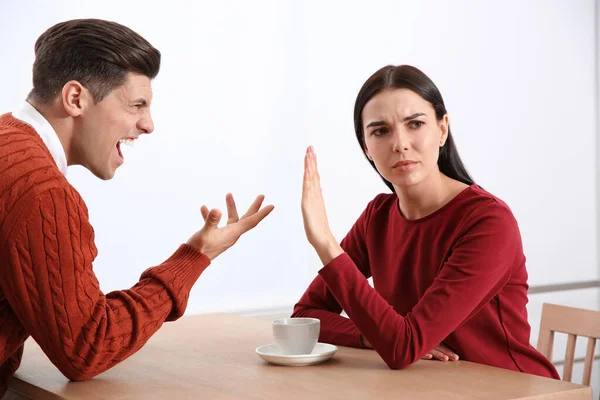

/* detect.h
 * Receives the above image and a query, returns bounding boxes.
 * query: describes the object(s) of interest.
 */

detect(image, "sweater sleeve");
[318,202,516,369]
[0,186,211,381]
[292,200,374,348]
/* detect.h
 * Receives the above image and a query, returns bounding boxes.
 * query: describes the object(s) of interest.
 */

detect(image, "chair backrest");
[536,303,600,386]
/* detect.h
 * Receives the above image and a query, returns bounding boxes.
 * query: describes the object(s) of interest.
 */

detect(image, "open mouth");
[116,138,135,161]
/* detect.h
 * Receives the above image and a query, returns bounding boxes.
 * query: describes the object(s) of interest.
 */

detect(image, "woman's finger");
[430,349,449,361]
[437,344,459,360]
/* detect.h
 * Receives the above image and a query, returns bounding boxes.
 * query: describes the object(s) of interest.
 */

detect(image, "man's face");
[75,73,154,180]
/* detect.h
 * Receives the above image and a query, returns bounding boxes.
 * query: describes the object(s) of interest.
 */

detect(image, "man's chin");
[89,165,117,181]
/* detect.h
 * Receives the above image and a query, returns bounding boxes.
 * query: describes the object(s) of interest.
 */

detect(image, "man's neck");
[28,99,74,166]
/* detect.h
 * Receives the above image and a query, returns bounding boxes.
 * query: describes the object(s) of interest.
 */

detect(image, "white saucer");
[255,342,338,366]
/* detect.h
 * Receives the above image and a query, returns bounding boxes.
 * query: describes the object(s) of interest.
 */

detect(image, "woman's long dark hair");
[353,65,474,192]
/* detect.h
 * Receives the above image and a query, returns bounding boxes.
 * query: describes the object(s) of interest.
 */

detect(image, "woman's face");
[362,88,448,189]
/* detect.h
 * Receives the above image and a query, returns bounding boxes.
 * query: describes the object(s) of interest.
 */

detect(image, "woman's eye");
[408,120,424,129]
[372,127,388,136]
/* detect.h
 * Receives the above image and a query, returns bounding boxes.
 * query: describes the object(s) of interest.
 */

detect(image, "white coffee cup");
[272,318,320,355]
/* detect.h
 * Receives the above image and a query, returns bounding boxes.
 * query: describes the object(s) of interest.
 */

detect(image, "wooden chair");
[537,303,600,386]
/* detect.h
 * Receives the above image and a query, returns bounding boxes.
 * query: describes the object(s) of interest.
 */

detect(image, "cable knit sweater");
[0,113,211,396]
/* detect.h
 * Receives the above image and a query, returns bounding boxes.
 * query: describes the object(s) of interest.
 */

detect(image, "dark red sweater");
[293,185,559,379]
[0,114,211,396]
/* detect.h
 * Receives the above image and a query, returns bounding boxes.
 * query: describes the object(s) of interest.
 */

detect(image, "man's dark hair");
[28,18,161,104]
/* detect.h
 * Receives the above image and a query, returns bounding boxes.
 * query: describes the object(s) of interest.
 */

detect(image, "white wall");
[1,0,599,394]
[0,0,597,316]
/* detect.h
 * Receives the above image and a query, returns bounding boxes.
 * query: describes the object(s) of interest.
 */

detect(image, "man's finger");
[240,195,265,219]
[200,205,209,221]
[238,204,274,232]
[203,208,222,229]
[226,193,239,224]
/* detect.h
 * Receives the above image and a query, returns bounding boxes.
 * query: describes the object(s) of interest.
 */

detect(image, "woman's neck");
[394,172,469,220]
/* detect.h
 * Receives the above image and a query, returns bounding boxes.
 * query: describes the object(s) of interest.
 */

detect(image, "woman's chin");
[389,175,425,190]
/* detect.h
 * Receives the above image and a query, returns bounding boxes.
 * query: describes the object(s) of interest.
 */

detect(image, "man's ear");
[61,81,90,117]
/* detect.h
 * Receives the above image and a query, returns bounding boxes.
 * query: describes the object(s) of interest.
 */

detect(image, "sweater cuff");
[140,244,211,320]
[164,243,211,279]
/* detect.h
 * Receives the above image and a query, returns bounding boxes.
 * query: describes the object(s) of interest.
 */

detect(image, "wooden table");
[6,313,592,399]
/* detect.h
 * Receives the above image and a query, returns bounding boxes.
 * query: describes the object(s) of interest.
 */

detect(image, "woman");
[293,65,558,379]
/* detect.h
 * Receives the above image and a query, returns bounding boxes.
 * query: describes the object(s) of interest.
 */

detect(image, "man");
[0,19,273,396]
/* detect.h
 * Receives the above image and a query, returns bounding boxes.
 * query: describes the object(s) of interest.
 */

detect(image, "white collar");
[12,101,68,176]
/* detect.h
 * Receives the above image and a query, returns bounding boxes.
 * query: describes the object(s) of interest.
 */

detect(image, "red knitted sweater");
[0,114,211,396]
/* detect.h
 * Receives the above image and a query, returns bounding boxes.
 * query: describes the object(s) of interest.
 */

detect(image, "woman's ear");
[363,144,373,161]
[439,114,449,147]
